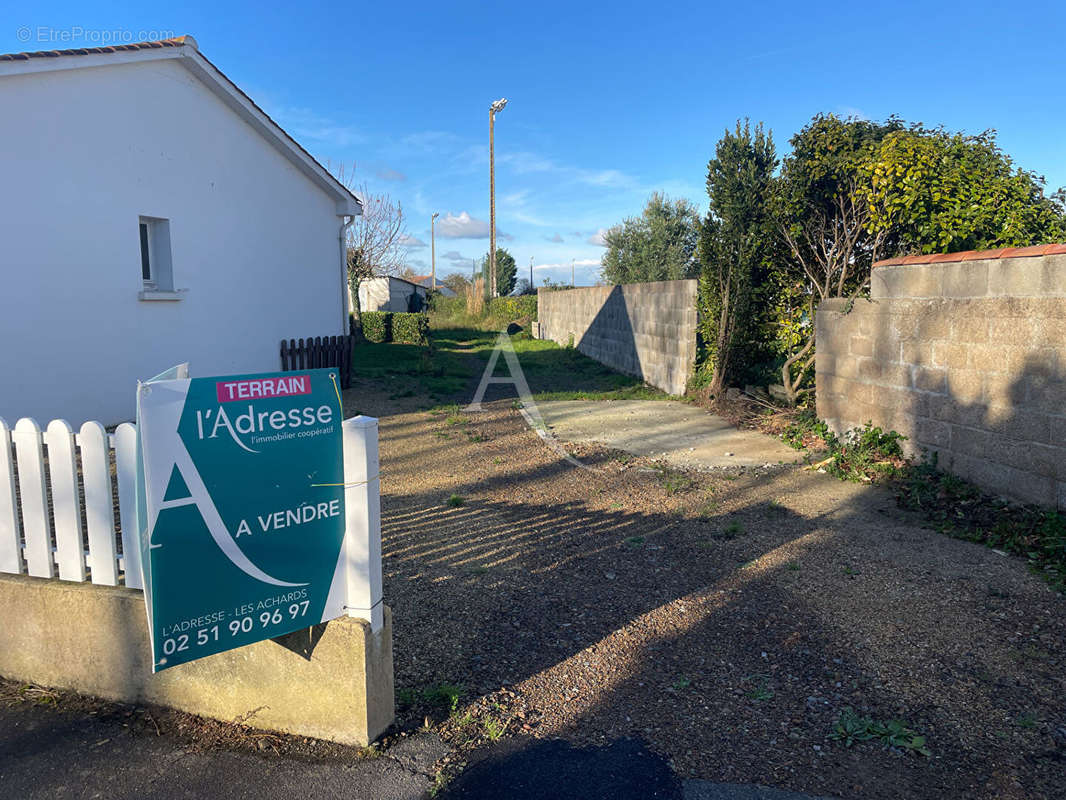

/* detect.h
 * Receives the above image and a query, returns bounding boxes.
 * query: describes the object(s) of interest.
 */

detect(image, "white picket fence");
[0,418,143,588]
[0,415,383,632]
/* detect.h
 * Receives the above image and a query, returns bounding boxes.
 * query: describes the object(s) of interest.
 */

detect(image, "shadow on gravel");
[437,736,682,800]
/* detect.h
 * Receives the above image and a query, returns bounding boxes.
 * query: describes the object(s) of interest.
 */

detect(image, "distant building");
[407,275,456,297]
[357,276,428,312]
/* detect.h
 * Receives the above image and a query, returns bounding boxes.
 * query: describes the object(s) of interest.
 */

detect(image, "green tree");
[774,114,904,404]
[600,193,700,284]
[480,248,517,296]
[774,114,1065,406]
[857,126,1066,253]
[698,121,778,399]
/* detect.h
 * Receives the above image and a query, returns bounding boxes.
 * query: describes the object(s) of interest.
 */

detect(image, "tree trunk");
[349,276,365,341]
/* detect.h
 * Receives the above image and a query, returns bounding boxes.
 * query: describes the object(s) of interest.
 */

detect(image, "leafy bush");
[360,312,390,343]
[825,424,907,481]
[355,311,428,345]
[487,295,538,321]
[392,312,429,345]
[780,409,835,450]
[430,295,467,317]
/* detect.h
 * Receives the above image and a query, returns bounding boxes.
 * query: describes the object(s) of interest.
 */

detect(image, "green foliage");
[360,311,390,343]
[697,120,779,396]
[429,293,537,330]
[896,458,1066,591]
[487,295,538,321]
[355,312,428,345]
[780,409,834,450]
[392,312,429,345]
[447,494,465,508]
[858,127,1066,254]
[600,192,700,284]
[830,708,930,756]
[480,247,518,297]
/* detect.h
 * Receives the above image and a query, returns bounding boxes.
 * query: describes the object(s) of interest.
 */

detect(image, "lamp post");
[430,212,439,290]
[489,97,508,298]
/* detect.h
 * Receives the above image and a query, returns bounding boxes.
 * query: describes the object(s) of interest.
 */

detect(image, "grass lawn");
[350,326,675,406]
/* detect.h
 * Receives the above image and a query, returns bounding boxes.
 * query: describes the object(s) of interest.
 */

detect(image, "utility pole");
[489,97,508,299]
[571,258,575,288]
[529,256,533,292]
[430,212,439,290]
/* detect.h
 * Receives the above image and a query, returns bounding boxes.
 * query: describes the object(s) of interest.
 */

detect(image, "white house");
[357,276,428,312]
[0,36,360,425]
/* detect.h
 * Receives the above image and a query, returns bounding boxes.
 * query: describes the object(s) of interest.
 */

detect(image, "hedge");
[488,295,538,321]
[428,293,538,321]
[360,312,390,343]
[353,311,428,346]
[392,312,430,345]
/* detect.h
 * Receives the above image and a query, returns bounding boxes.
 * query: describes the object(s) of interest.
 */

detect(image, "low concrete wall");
[0,573,394,745]
[817,248,1066,508]
[537,281,698,395]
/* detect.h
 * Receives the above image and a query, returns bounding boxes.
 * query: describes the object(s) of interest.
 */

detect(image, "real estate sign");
[136,368,346,671]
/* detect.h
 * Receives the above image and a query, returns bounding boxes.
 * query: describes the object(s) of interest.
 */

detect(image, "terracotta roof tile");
[874,243,1066,268]
[0,37,192,62]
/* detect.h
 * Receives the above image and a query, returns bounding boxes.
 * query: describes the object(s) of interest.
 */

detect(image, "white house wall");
[0,59,344,425]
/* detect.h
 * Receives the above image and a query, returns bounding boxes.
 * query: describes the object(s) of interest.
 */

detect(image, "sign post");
[136,368,351,671]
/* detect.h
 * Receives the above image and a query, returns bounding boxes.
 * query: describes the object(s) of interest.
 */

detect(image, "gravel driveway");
[343,349,1066,800]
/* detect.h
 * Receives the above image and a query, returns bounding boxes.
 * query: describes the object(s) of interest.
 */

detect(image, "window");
[137,217,181,300]
[139,222,152,281]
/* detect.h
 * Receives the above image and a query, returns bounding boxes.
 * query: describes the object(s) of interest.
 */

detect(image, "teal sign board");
[136,368,346,671]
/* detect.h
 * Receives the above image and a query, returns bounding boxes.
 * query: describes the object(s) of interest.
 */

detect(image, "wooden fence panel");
[0,418,21,574]
[80,422,118,586]
[280,334,354,389]
[114,423,142,589]
[12,418,53,578]
[44,420,86,582]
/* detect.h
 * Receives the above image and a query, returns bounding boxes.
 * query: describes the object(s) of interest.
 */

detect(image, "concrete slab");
[536,400,801,470]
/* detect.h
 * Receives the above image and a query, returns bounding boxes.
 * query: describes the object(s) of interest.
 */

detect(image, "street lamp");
[430,212,439,290]
[489,97,508,298]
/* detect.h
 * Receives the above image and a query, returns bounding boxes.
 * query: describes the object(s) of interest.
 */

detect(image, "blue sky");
[5,1,1065,286]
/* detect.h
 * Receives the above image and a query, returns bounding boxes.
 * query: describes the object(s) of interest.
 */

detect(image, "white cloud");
[544,233,564,243]
[438,211,489,238]
[586,228,608,246]
[272,105,364,148]
[399,234,427,249]
[533,258,601,271]
[499,151,636,189]
[375,167,407,182]
[437,212,509,241]
[441,250,470,263]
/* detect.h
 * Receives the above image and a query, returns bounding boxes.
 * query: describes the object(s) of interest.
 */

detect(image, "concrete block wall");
[817,246,1066,508]
[537,280,698,396]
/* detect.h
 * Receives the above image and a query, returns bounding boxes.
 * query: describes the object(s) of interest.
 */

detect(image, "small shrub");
[447,494,465,508]
[487,295,538,322]
[392,312,430,345]
[780,409,836,450]
[361,311,390,343]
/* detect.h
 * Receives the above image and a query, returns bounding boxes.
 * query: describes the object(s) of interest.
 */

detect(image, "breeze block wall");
[817,245,1066,508]
[536,280,698,396]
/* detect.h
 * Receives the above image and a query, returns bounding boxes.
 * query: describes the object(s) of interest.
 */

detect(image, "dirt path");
[343,352,1066,800]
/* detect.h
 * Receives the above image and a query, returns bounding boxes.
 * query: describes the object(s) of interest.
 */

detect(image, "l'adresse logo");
[196,375,333,453]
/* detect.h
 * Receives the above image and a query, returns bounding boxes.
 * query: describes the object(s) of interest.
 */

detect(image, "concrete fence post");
[342,416,384,632]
